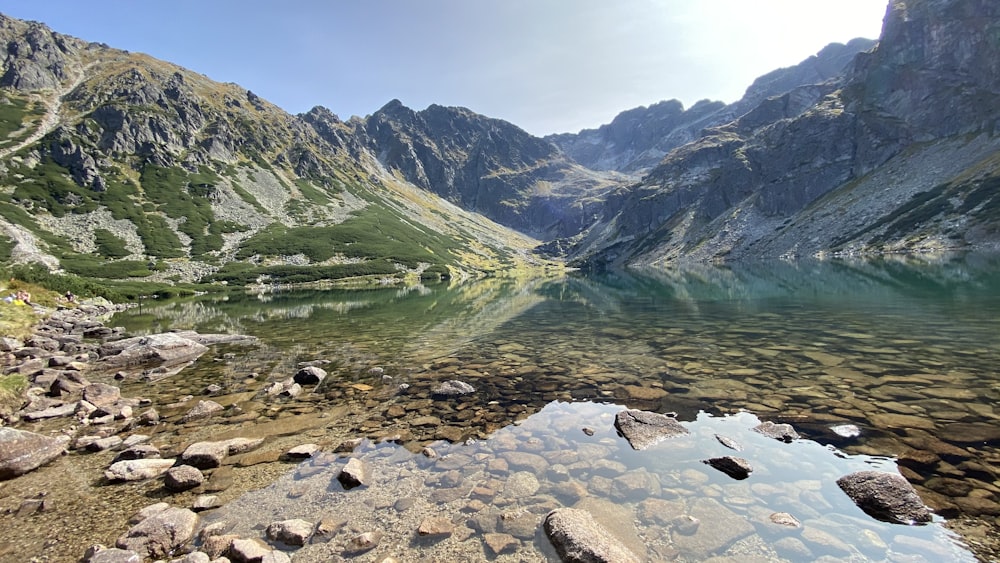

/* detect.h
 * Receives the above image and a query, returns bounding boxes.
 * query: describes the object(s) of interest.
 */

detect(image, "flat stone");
[938,422,1000,444]
[105,459,176,482]
[285,444,319,459]
[23,402,78,421]
[180,438,264,469]
[500,451,548,473]
[83,383,122,408]
[344,531,382,554]
[191,495,221,512]
[417,516,454,537]
[670,497,755,558]
[614,409,689,450]
[112,445,161,464]
[116,507,198,559]
[752,421,800,442]
[85,547,142,563]
[769,512,801,528]
[0,428,70,480]
[543,508,641,563]
[714,434,743,451]
[836,471,932,524]
[229,538,271,562]
[180,400,224,423]
[503,471,540,498]
[483,532,518,556]
[267,518,314,546]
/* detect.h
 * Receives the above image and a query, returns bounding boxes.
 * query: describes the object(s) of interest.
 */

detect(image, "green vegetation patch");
[93,228,131,258]
[139,164,222,256]
[0,95,32,141]
[235,205,459,268]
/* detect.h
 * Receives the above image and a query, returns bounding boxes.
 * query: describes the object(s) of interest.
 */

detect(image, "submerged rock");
[836,471,932,524]
[0,427,69,479]
[433,380,475,397]
[98,333,209,372]
[543,508,641,563]
[266,518,313,546]
[293,366,327,385]
[180,438,263,469]
[614,409,689,450]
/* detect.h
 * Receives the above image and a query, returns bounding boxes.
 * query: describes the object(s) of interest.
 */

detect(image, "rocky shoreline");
[0,301,990,562]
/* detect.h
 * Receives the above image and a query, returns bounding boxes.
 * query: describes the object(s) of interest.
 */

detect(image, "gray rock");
[191,495,221,512]
[714,433,743,451]
[83,383,121,408]
[0,427,69,479]
[670,498,755,558]
[116,507,199,559]
[129,502,170,525]
[293,366,326,385]
[704,456,753,480]
[84,547,142,563]
[228,538,271,562]
[105,459,177,482]
[266,518,313,546]
[113,444,161,464]
[337,457,372,489]
[86,436,124,452]
[483,532,518,556]
[432,379,475,397]
[613,409,689,450]
[284,443,319,459]
[181,438,263,469]
[752,421,800,442]
[543,508,641,563]
[830,424,861,438]
[836,470,932,524]
[23,401,78,421]
[164,465,204,492]
[98,333,209,371]
[417,516,454,537]
[170,552,210,563]
[180,400,224,423]
[344,530,383,554]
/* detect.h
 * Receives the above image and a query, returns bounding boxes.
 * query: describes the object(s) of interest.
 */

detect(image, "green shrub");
[93,229,131,258]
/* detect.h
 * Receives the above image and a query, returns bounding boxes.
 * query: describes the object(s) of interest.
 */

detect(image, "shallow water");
[103,253,1000,560]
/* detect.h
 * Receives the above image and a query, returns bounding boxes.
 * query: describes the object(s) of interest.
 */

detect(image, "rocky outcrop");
[836,470,933,524]
[115,506,198,559]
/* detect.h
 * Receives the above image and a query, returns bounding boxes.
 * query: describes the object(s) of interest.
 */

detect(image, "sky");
[0,1,887,136]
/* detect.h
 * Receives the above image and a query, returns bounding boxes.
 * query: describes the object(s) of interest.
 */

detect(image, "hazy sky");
[0,1,887,136]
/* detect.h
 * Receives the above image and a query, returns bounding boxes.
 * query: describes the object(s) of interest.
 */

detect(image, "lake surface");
[107,253,1000,561]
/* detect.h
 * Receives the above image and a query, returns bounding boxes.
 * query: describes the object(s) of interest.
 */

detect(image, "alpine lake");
[4,253,1000,562]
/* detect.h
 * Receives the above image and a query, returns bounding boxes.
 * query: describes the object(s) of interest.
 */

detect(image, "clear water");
[109,253,1000,561]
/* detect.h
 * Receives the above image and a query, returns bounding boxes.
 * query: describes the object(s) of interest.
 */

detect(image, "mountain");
[557,0,1000,267]
[545,38,877,174]
[0,14,544,285]
[349,100,625,239]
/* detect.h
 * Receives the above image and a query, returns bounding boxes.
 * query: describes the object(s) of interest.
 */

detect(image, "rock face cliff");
[545,38,877,175]
[561,0,1000,267]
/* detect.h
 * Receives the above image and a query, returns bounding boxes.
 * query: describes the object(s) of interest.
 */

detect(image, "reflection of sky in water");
[204,402,975,562]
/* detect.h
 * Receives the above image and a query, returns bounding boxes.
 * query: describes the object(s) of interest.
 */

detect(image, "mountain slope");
[561,0,1000,267]
[545,38,877,175]
[0,14,543,284]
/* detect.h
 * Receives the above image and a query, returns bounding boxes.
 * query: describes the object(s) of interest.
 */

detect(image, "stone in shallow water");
[836,471,932,524]
[613,409,689,450]
[0,428,70,480]
[830,424,861,438]
[105,459,176,482]
[543,508,641,563]
[670,498,754,558]
[267,518,314,546]
[714,433,743,451]
[483,532,518,555]
[703,456,753,480]
[164,465,204,492]
[417,516,454,537]
[344,530,382,554]
[116,507,198,559]
[337,457,372,489]
[180,437,264,469]
[752,421,800,442]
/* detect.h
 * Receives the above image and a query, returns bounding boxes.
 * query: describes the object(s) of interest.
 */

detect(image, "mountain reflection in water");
[112,253,1000,560]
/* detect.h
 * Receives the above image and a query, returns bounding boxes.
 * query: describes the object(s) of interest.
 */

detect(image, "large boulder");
[543,508,641,563]
[0,427,69,479]
[836,471,933,524]
[116,506,199,559]
[98,333,209,370]
[293,366,327,385]
[613,409,689,450]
